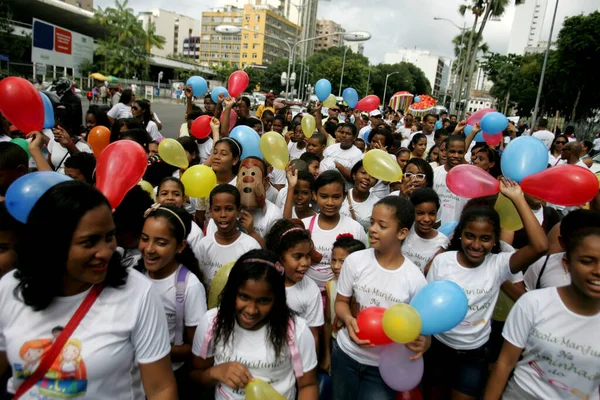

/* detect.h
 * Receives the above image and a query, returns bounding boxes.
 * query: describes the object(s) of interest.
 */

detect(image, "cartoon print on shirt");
[13,327,88,398]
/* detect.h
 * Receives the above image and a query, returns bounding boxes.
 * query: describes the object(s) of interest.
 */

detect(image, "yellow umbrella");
[89,73,107,81]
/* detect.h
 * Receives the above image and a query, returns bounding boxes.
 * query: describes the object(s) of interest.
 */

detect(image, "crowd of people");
[0,81,599,400]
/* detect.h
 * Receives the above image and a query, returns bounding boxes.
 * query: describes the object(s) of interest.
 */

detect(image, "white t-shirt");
[275,186,288,209]
[288,141,307,160]
[248,200,283,239]
[107,103,132,120]
[187,221,205,262]
[197,232,261,288]
[402,226,450,273]
[301,214,368,290]
[409,131,435,149]
[433,165,468,225]
[503,288,600,400]
[322,144,363,173]
[336,249,427,366]
[195,138,213,165]
[145,120,162,141]
[269,168,286,186]
[523,252,570,291]
[266,184,279,204]
[47,137,93,174]
[286,277,324,328]
[593,137,600,151]
[370,181,391,199]
[192,309,317,400]
[575,160,590,169]
[146,265,207,370]
[532,130,554,150]
[0,269,170,399]
[340,190,379,232]
[427,251,513,350]
[548,153,566,167]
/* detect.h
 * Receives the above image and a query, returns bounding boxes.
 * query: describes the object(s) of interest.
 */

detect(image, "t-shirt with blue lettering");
[502,288,600,400]
[427,250,512,350]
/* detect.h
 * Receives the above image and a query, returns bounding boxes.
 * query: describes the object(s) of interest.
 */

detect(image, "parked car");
[241,92,256,109]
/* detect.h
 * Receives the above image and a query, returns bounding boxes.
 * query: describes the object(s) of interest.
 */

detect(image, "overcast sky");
[96,0,597,63]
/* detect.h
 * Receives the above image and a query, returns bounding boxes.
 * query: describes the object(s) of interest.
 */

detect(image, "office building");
[137,9,201,59]
[507,0,548,55]
[346,42,365,55]
[61,0,93,12]
[199,6,243,67]
[315,19,344,51]
[384,49,450,98]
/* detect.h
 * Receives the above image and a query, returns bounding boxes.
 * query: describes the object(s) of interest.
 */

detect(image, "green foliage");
[90,0,166,80]
[0,2,30,63]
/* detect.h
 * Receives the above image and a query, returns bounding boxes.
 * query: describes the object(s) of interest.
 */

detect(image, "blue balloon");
[438,221,459,237]
[474,131,485,143]
[5,172,72,223]
[186,76,208,97]
[315,79,332,102]
[501,136,549,182]
[318,372,332,400]
[342,87,359,108]
[230,125,262,160]
[211,86,229,104]
[363,129,372,145]
[414,96,421,103]
[480,111,508,134]
[464,124,473,135]
[39,92,54,129]
[410,280,468,335]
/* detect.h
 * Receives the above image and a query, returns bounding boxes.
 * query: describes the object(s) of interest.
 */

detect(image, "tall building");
[198,5,300,68]
[384,49,450,98]
[137,9,201,59]
[315,19,344,51]
[61,0,93,12]
[345,42,365,55]
[507,0,548,55]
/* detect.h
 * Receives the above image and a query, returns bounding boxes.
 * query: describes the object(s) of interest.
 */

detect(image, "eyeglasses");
[330,108,340,112]
[131,106,139,111]
[404,172,426,181]
[555,141,567,144]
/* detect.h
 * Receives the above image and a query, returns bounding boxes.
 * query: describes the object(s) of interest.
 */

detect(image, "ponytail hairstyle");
[448,206,501,254]
[408,133,427,153]
[215,249,293,359]
[332,233,365,255]
[265,219,312,259]
[136,204,203,282]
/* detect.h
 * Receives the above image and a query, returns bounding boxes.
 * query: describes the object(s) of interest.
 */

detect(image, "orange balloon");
[88,126,111,158]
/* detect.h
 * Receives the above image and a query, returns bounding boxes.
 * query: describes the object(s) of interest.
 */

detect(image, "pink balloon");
[466,107,495,126]
[228,70,249,98]
[521,165,599,207]
[446,164,500,198]
[356,95,380,112]
[221,109,237,133]
[0,77,44,133]
[483,132,503,146]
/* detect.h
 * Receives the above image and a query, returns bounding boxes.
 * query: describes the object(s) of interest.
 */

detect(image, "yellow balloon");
[494,193,523,231]
[363,149,403,182]
[301,114,316,138]
[492,289,515,322]
[323,93,337,108]
[245,378,286,400]
[382,304,422,344]
[259,131,289,170]
[208,261,235,309]
[181,165,217,198]
[137,180,155,201]
[158,138,189,169]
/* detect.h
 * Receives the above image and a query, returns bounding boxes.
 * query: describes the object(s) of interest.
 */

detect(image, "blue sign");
[0,54,8,62]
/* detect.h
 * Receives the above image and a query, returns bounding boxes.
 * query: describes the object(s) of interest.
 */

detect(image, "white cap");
[369,109,382,117]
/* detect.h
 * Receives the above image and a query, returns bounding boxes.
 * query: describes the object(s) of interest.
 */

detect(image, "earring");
[564,269,568,282]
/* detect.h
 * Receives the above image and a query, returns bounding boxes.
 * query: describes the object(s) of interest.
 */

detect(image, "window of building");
[253,43,260,49]
[252,53,257,59]
[254,24,260,30]
[243,43,248,49]
[254,34,259,39]
[242,53,248,58]
[245,16,250,21]
[244,34,248,39]
[255,15,260,21]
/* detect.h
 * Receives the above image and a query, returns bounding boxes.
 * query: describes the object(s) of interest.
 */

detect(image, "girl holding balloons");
[424,178,548,400]
[333,195,430,400]
[484,226,600,400]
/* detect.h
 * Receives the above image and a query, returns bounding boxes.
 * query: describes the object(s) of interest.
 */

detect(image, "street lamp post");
[434,17,467,115]
[338,45,351,96]
[383,71,400,109]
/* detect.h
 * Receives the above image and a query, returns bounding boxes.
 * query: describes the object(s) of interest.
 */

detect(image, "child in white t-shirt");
[301,171,368,292]
[424,178,549,399]
[340,160,379,232]
[321,234,365,374]
[190,250,318,400]
[485,227,600,400]
[432,135,468,226]
[138,203,207,395]
[197,185,261,288]
[283,168,317,220]
[287,122,307,160]
[403,187,450,274]
[333,195,429,400]
[266,219,324,356]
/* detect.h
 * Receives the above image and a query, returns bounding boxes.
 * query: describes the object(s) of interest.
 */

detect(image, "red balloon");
[95,141,148,209]
[466,107,494,126]
[0,77,44,133]
[521,165,599,207]
[355,95,381,112]
[221,109,237,133]
[228,70,250,98]
[396,387,423,400]
[483,132,503,146]
[356,307,393,345]
[191,115,213,139]
[446,164,500,198]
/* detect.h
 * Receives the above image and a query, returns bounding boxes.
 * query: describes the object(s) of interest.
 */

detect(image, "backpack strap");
[308,215,317,234]
[174,265,190,346]
[535,255,551,290]
[287,318,304,378]
[198,318,217,359]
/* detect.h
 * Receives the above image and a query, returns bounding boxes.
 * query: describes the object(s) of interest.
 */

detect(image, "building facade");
[384,49,450,98]
[507,0,548,55]
[315,19,344,51]
[199,6,243,67]
[137,9,201,59]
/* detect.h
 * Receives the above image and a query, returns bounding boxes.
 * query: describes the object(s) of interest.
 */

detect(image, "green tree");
[452,31,488,78]
[91,0,166,80]
[0,2,31,74]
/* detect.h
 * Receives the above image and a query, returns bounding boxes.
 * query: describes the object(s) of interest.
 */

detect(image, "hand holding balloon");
[498,177,523,203]
[346,316,374,347]
[210,362,252,390]
[404,336,431,360]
